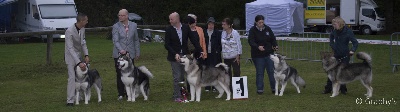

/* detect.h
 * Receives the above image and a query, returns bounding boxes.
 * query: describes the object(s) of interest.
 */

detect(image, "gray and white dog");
[179,55,231,102]
[117,53,154,102]
[270,54,306,96]
[321,52,373,98]
[75,63,102,105]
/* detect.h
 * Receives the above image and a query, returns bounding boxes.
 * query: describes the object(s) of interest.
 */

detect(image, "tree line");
[75,0,399,33]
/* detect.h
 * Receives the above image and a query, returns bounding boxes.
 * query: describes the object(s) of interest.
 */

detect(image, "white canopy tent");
[246,0,304,35]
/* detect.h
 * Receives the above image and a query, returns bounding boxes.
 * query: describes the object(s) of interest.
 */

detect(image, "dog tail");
[356,52,372,67]
[215,63,229,72]
[138,66,154,78]
[295,75,306,88]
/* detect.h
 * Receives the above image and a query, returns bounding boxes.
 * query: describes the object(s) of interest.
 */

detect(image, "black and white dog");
[179,55,231,102]
[117,53,154,102]
[75,63,102,105]
[321,52,373,98]
[270,54,306,96]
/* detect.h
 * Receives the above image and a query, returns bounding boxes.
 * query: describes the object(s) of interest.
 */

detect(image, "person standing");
[204,17,222,91]
[164,12,202,102]
[112,9,140,100]
[248,15,278,95]
[221,17,242,90]
[65,13,89,106]
[187,14,207,64]
[322,16,358,95]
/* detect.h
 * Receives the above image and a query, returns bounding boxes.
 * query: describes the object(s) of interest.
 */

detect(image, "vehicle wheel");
[324,26,333,33]
[361,26,372,35]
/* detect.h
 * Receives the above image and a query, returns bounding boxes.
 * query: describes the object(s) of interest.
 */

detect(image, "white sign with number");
[232,76,248,99]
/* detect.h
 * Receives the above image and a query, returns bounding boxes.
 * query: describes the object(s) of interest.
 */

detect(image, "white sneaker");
[117,96,123,100]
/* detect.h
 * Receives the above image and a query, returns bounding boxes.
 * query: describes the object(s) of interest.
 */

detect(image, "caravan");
[14,0,77,39]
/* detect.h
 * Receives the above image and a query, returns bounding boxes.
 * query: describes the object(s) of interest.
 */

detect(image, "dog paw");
[85,102,88,105]
[279,94,283,96]
[274,93,278,96]
[225,99,230,101]
[330,95,336,97]
[189,100,194,102]
[127,99,132,102]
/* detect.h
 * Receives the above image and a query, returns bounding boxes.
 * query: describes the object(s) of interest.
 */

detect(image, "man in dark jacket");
[164,12,202,102]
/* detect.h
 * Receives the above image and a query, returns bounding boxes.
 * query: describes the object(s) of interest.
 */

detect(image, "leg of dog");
[213,85,224,98]
[330,82,340,97]
[87,89,91,102]
[75,90,80,105]
[140,84,148,101]
[189,85,196,102]
[195,86,202,102]
[218,81,231,101]
[84,90,89,104]
[275,79,279,96]
[361,80,373,98]
[290,78,301,93]
[126,86,132,101]
[279,81,287,96]
[94,85,102,103]
[131,86,136,102]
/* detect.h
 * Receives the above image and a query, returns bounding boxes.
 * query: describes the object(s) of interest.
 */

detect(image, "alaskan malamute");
[74,63,102,105]
[270,54,306,96]
[179,55,231,102]
[117,53,154,102]
[321,52,373,98]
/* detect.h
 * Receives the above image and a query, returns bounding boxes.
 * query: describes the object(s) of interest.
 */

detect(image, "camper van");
[304,0,385,35]
[15,0,77,39]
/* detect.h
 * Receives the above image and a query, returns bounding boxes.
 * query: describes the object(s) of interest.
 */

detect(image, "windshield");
[374,8,384,18]
[39,4,77,19]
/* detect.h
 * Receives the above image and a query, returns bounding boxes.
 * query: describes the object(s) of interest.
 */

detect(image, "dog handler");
[322,16,358,95]
[64,13,90,106]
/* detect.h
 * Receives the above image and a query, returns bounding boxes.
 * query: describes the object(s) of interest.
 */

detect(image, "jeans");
[253,56,275,93]
[170,61,186,99]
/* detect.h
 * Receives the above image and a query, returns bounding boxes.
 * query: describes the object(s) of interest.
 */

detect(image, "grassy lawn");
[0,32,399,111]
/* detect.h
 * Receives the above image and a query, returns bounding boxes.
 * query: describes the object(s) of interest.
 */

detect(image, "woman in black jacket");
[248,15,278,94]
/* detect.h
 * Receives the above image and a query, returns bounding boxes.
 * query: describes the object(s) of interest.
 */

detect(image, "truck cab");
[358,0,385,35]
[15,0,77,39]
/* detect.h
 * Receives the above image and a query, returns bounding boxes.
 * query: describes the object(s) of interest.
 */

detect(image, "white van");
[15,0,77,39]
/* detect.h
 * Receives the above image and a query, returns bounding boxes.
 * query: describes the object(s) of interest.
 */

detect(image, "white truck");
[304,0,385,35]
[0,0,77,40]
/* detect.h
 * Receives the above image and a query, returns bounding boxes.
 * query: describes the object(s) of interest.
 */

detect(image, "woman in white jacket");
[221,18,242,89]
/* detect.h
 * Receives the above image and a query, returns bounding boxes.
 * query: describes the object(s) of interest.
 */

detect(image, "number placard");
[232,76,248,99]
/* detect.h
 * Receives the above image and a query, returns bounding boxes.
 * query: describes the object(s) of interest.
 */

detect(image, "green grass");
[0,32,399,111]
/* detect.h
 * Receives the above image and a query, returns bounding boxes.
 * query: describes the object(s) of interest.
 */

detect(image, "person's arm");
[268,27,278,50]
[216,30,222,53]
[349,31,358,53]
[234,30,242,55]
[80,28,89,63]
[247,27,258,48]
[329,32,336,51]
[133,23,140,58]
[112,24,123,53]
[164,27,177,55]
[189,28,202,55]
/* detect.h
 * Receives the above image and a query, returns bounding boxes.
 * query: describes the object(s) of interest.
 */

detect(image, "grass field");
[0,32,399,111]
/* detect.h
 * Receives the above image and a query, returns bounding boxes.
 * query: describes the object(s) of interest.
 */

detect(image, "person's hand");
[79,63,87,71]
[234,55,240,65]
[258,46,265,51]
[119,50,127,54]
[349,51,354,56]
[84,56,90,63]
[199,52,206,59]
[175,54,180,62]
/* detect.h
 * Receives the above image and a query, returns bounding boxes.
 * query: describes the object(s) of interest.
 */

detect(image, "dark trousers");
[324,78,347,92]
[114,58,134,97]
[324,55,349,92]
[224,58,240,91]
[204,52,222,90]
